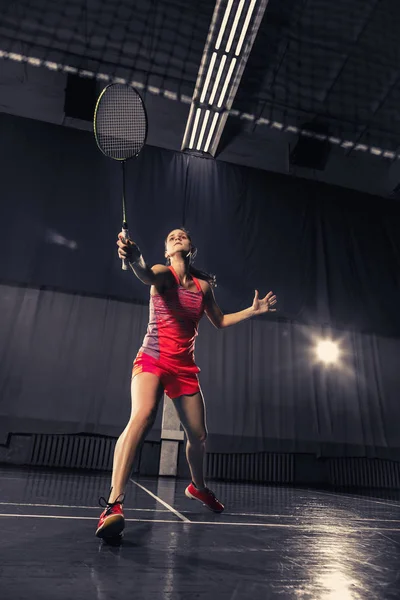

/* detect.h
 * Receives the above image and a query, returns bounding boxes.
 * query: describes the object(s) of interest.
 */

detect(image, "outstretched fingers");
[264,292,277,302]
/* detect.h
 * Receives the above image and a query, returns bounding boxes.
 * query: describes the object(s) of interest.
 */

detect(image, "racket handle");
[122,227,129,271]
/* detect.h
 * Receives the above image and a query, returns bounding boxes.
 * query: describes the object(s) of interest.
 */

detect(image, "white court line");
[2,472,399,510]
[225,511,400,523]
[2,503,399,523]
[0,514,179,523]
[310,488,400,509]
[182,521,400,532]
[0,501,169,512]
[1,512,400,531]
[130,478,190,523]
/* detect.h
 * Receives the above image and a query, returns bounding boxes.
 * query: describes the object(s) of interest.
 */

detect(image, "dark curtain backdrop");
[1,113,400,457]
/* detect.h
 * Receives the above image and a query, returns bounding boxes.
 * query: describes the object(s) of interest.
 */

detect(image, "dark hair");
[165,227,217,287]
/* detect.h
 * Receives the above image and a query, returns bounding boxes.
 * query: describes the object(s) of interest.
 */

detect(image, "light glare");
[315,340,339,365]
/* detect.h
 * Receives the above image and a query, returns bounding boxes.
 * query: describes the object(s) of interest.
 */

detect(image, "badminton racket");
[94,83,148,270]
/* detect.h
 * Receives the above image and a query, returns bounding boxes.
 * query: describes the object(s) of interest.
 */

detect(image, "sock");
[192,481,205,491]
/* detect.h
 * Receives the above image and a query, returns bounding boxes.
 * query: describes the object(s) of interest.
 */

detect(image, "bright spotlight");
[315,339,339,365]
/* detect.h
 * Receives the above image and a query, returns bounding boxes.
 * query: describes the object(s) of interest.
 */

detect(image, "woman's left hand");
[252,290,277,315]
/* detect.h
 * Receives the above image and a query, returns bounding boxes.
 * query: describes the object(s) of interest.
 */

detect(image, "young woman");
[96,228,277,538]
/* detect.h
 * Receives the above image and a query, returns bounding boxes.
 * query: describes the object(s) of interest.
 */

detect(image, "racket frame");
[93,83,148,271]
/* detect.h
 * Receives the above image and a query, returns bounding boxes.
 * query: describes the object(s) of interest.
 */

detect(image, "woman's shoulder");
[196,279,211,296]
[151,264,171,274]
[150,264,175,296]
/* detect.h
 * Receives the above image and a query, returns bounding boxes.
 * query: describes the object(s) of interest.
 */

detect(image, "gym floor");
[1,465,400,599]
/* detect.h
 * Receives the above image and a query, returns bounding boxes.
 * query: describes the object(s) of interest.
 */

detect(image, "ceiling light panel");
[182,0,269,155]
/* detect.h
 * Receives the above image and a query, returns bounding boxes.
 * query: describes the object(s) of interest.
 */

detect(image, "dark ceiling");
[0,0,400,197]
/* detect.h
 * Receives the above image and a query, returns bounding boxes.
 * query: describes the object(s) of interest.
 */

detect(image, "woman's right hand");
[117,232,141,264]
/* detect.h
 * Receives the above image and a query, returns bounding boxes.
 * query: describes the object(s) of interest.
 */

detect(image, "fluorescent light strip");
[215,0,235,50]
[196,110,211,150]
[204,112,220,153]
[235,0,257,56]
[209,54,227,105]
[226,0,245,53]
[189,108,202,149]
[217,58,237,107]
[200,52,217,103]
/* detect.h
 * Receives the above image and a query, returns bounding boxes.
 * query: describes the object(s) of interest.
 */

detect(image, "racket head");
[94,83,148,161]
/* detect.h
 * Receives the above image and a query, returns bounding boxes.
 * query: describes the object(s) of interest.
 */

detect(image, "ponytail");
[189,265,217,288]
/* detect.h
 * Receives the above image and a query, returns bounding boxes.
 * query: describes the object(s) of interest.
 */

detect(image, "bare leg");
[108,372,164,503]
[172,391,207,489]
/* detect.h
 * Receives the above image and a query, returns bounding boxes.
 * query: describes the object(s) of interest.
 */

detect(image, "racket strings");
[95,84,147,160]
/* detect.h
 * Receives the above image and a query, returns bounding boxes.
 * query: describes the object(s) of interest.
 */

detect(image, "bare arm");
[130,258,170,286]
[204,284,277,329]
[117,233,170,287]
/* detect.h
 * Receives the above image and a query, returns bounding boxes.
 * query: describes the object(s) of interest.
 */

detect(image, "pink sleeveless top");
[140,266,205,365]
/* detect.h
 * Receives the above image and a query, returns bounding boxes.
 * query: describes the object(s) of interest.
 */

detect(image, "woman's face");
[165,229,191,260]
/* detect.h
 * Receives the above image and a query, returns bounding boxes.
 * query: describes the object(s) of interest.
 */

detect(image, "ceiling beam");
[181,0,269,156]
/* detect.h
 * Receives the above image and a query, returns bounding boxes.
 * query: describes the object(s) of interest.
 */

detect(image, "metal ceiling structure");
[181,0,269,156]
[0,0,400,197]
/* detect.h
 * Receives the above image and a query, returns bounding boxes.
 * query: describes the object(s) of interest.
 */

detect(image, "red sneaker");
[95,494,125,539]
[185,483,224,513]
